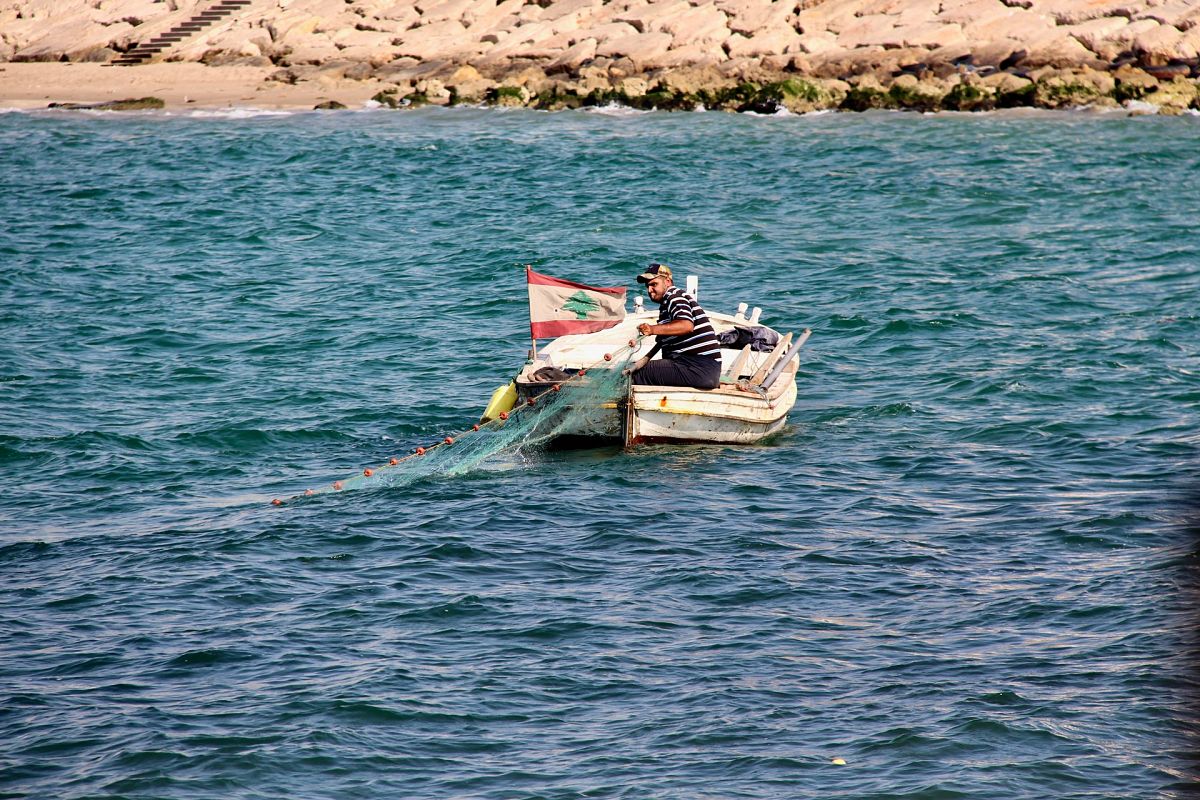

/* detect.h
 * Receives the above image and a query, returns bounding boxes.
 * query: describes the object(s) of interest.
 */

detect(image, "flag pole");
[526,265,538,361]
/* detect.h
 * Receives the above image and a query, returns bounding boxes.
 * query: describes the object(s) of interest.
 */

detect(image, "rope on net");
[271,336,645,505]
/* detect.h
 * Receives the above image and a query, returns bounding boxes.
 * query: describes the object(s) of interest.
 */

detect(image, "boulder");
[887,72,947,110]
[1151,76,1200,114]
[547,37,597,72]
[282,37,342,65]
[893,22,967,50]
[662,3,729,47]
[1032,67,1111,107]
[980,70,1032,93]
[1111,64,1160,103]
[1023,33,1101,68]
[541,0,604,23]
[1130,22,1197,64]
[1034,0,1143,25]
[414,77,453,103]
[1065,16,1129,54]
[656,41,729,67]
[795,30,841,55]
[418,0,474,24]
[394,19,469,59]
[49,96,165,110]
[464,0,524,36]
[596,30,673,66]
[964,8,1057,43]
[938,0,1019,28]
[835,14,896,49]
[720,0,792,37]
[616,0,690,34]
[725,24,801,57]
[618,75,649,96]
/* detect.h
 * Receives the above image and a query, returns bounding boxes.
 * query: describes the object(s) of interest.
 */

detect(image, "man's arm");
[637,319,694,337]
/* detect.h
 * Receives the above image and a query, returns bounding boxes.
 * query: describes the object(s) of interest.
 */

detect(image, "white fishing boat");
[491,274,810,447]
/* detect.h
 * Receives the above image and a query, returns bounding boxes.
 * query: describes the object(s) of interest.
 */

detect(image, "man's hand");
[623,356,650,376]
[637,323,654,336]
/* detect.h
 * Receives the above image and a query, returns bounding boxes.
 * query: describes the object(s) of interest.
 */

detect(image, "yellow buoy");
[831,758,846,766]
[481,380,517,422]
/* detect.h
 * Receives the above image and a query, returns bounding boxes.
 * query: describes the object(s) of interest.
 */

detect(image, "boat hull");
[515,374,796,445]
[511,309,804,447]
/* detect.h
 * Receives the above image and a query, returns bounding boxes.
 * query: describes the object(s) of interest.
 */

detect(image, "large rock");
[282,35,342,65]
[835,14,896,49]
[546,37,597,72]
[656,41,729,67]
[463,0,524,35]
[541,0,605,23]
[893,21,966,50]
[1065,16,1130,55]
[938,0,1019,28]
[719,0,793,37]
[615,0,690,33]
[418,0,474,24]
[724,25,801,57]
[964,8,1057,43]
[662,3,729,47]
[1023,32,1101,67]
[596,30,673,66]
[795,30,841,56]
[394,19,469,60]
[13,16,125,62]
[1129,22,1198,63]
[1034,0,1144,25]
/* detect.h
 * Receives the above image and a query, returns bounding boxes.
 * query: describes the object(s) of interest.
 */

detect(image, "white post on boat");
[634,295,644,313]
[751,332,793,385]
[749,306,762,325]
[686,274,699,301]
[735,302,748,322]
[761,329,812,391]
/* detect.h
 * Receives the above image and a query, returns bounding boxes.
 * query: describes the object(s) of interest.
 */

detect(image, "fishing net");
[274,339,642,504]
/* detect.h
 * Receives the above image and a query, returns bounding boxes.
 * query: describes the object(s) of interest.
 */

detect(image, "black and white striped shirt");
[655,286,720,361]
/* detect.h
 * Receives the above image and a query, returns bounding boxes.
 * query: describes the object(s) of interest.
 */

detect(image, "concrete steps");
[111,0,253,66]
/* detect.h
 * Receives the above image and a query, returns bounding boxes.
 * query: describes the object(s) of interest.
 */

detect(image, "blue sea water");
[1,105,1199,799]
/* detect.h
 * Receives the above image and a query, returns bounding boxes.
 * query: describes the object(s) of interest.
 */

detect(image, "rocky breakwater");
[4,0,1200,113]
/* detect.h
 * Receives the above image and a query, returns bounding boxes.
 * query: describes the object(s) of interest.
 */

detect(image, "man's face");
[646,276,670,302]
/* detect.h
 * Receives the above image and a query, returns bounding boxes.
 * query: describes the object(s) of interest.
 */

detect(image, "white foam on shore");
[579,103,652,116]
[177,107,300,119]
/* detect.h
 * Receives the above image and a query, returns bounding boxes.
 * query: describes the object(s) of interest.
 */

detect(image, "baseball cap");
[636,262,672,284]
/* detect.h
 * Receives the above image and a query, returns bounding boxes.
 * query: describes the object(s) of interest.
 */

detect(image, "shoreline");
[3,0,1199,115]
[1,61,1197,115]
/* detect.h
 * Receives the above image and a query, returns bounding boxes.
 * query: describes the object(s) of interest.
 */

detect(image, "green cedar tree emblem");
[561,291,600,320]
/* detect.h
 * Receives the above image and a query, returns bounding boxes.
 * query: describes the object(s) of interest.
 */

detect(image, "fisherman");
[626,263,722,389]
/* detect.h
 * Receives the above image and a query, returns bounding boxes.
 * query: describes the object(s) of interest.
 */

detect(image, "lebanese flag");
[527,266,627,339]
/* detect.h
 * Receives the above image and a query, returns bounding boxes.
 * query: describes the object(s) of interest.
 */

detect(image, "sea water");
[1,106,1199,798]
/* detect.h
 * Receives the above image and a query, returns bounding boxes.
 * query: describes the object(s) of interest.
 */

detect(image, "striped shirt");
[655,286,720,361]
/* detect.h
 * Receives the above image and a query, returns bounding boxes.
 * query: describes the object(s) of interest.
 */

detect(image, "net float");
[603,353,612,361]
[333,481,343,490]
[271,498,282,506]
[364,468,373,477]
[389,458,398,466]
[444,436,454,445]
[416,447,425,455]
[472,424,480,431]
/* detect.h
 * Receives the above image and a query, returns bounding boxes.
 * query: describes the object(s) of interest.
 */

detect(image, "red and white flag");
[527,266,626,339]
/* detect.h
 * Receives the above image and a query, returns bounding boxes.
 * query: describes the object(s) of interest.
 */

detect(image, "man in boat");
[627,263,722,389]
